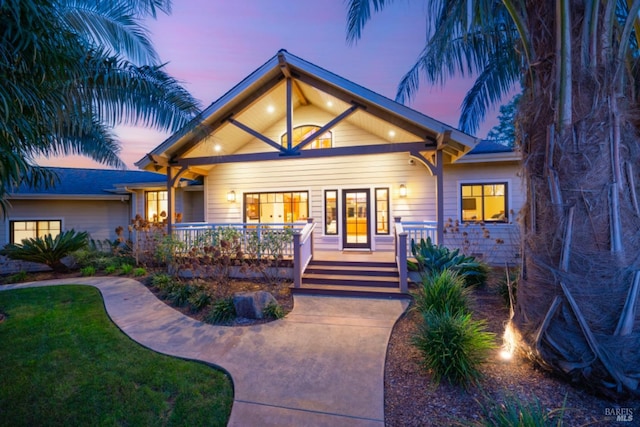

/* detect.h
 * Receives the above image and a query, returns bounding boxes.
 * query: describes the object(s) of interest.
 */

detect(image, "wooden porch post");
[166,167,176,236]
[394,217,408,293]
[435,150,444,245]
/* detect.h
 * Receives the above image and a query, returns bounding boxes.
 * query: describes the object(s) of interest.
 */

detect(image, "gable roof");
[136,49,479,175]
[9,167,167,200]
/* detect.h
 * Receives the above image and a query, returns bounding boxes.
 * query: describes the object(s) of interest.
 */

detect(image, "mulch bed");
[384,285,640,426]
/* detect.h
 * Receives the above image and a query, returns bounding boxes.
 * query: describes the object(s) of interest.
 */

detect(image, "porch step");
[293,259,408,298]
[293,284,407,299]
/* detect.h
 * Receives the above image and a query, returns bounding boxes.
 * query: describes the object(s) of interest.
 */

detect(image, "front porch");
[171,218,437,295]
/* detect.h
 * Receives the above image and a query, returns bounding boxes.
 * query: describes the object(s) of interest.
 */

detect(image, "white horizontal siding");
[205,153,435,217]
[442,161,524,265]
[1,199,130,245]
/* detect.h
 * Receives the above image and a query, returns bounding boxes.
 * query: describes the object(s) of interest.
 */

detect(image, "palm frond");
[345,0,396,44]
[80,54,202,131]
[58,0,160,65]
[458,47,522,133]
[396,14,520,103]
[43,118,125,169]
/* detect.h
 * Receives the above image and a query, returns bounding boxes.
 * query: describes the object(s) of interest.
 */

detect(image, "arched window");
[281,125,332,149]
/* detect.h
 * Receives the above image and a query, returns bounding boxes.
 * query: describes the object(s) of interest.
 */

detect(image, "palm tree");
[0,0,201,213]
[347,0,640,397]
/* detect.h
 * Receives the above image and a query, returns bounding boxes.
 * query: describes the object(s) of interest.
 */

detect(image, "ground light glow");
[500,322,516,361]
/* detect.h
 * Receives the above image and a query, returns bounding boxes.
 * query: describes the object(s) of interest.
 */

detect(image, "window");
[281,125,332,149]
[324,190,338,235]
[461,183,508,222]
[375,188,390,234]
[243,191,309,224]
[146,190,168,222]
[10,220,61,243]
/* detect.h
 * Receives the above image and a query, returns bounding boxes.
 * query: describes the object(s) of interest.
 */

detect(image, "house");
[136,49,522,275]
[1,167,203,273]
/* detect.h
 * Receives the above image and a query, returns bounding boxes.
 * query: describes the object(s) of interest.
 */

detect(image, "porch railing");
[394,219,438,293]
[172,221,307,258]
[401,220,437,257]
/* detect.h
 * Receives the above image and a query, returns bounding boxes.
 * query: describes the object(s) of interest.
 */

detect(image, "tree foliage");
[0,0,201,214]
[485,93,520,147]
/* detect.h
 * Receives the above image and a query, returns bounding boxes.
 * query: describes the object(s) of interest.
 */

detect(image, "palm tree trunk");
[512,0,640,398]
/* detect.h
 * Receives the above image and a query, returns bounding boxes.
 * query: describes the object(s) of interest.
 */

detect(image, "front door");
[342,189,371,249]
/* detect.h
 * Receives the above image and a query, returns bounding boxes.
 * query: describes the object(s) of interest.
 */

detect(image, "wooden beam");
[175,141,434,168]
[148,154,170,167]
[286,77,293,150]
[409,151,437,175]
[293,104,360,152]
[278,52,308,105]
[228,117,286,153]
[436,130,452,150]
[170,73,285,159]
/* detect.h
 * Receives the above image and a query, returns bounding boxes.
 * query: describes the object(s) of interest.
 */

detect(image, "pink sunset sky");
[40,0,502,170]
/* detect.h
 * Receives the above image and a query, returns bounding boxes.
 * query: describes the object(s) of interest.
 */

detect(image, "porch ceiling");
[180,79,426,166]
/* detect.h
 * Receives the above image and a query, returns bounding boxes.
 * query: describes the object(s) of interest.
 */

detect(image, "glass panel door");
[342,189,370,248]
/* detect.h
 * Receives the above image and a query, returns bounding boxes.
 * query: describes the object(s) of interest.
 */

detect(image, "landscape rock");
[233,291,277,319]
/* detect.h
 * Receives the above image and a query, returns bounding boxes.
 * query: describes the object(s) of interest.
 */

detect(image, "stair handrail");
[394,217,408,293]
[293,218,316,288]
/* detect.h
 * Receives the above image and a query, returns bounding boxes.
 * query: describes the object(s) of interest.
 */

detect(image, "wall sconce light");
[399,184,407,198]
[227,190,236,203]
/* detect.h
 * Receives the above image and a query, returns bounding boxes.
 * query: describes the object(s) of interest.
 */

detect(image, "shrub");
[133,267,147,277]
[0,230,88,272]
[6,271,28,284]
[470,393,567,426]
[409,237,489,287]
[412,310,496,388]
[120,263,133,275]
[80,266,96,277]
[206,297,236,324]
[151,274,179,298]
[412,269,473,316]
[188,289,212,312]
[104,265,117,275]
[151,273,174,289]
[168,284,194,307]
[71,245,116,270]
[263,302,285,319]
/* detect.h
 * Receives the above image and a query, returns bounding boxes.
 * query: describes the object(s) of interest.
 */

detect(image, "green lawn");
[0,285,233,426]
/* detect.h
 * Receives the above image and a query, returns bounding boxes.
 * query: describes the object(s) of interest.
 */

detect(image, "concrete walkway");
[0,277,409,426]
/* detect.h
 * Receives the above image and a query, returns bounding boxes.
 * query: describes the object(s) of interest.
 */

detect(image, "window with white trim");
[146,190,168,222]
[324,190,338,235]
[375,187,390,234]
[10,220,61,243]
[244,191,308,223]
[460,183,508,222]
